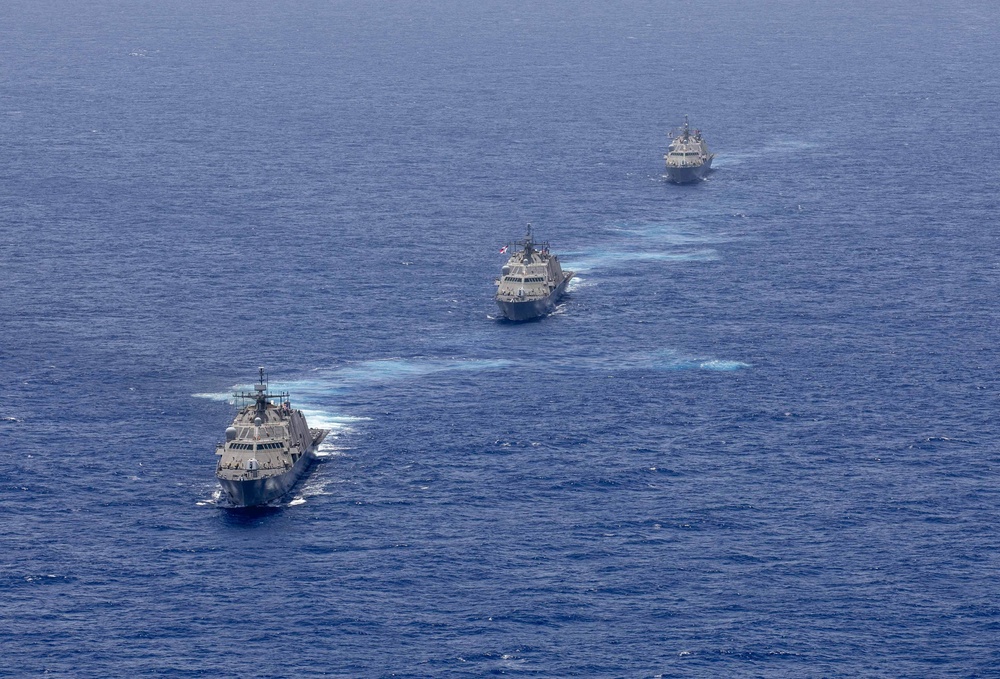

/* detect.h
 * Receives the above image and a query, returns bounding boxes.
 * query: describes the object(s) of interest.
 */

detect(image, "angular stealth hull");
[219,430,327,508]
[665,156,713,184]
[664,117,714,184]
[497,273,573,321]
[219,451,313,507]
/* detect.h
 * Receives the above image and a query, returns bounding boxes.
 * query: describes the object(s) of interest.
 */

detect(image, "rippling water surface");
[2,0,999,676]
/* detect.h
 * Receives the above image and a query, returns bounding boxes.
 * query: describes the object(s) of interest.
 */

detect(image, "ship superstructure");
[215,368,328,507]
[664,116,714,183]
[494,225,574,321]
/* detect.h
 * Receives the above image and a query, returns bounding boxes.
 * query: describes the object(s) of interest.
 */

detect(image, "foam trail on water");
[268,378,350,400]
[321,360,432,383]
[698,359,751,371]
[645,349,750,371]
[605,220,727,245]
[314,446,346,459]
[563,248,719,272]
[713,138,823,167]
[313,409,358,452]
[298,410,370,434]
[560,349,749,373]
[287,476,339,506]
[191,390,238,402]
[195,487,225,507]
[193,358,513,446]
[309,357,514,387]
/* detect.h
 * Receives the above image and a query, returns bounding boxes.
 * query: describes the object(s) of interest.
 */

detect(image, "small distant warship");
[494,225,574,321]
[215,368,328,507]
[664,116,714,183]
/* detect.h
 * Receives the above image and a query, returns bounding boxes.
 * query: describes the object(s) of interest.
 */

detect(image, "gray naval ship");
[495,225,574,321]
[215,368,328,507]
[664,116,714,183]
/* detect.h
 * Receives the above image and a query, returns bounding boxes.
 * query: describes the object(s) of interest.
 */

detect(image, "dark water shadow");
[494,315,548,325]
[218,505,283,528]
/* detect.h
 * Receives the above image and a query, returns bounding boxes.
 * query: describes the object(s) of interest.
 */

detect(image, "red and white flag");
[499,245,508,254]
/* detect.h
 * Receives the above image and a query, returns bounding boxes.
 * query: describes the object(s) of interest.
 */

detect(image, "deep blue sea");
[3,0,1000,676]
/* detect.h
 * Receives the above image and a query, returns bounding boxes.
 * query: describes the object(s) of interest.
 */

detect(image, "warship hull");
[497,274,573,321]
[219,431,327,508]
[666,158,713,184]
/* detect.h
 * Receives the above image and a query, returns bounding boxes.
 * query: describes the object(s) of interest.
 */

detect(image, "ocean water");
[2,0,999,676]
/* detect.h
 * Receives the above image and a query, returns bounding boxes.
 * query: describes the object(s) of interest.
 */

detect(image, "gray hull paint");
[497,274,573,321]
[666,157,713,184]
[220,446,318,508]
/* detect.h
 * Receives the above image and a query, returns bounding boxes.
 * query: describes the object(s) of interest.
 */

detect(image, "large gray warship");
[494,225,574,321]
[215,369,328,507]
[664,116,714,183]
